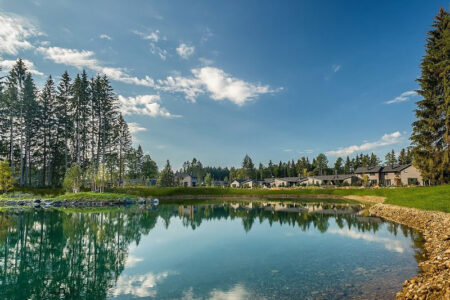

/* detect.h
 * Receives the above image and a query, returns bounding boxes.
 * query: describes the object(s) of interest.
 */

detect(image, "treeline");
[0,59,157,188]
[226,150,412,181]
[158,149,412,186]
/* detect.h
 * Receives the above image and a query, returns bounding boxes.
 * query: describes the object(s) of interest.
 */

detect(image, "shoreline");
[369,204,450,299]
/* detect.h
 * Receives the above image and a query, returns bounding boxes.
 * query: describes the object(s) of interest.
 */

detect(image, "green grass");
[52,192,138,202]
[109,185,450,213]
[2,185,449,213]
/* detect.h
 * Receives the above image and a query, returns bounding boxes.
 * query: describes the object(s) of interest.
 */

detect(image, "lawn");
[109,185,450,213]
[3,185,449,213]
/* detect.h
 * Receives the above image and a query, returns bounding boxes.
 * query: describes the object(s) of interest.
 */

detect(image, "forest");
[0,60,158,188]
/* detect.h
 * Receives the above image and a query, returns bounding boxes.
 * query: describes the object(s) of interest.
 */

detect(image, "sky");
[0,0,448,169]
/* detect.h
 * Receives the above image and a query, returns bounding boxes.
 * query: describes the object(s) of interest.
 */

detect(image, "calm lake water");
[0,201,424,300]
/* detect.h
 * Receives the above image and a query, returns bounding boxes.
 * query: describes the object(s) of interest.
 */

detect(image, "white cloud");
[332,64,341,72]
[99,34,112,40]
[125,254,144,267]
[37,46,155,87]
[199,57,214,66]
[328,228,406,253]
[118,94,179,118]
[134,29,160,42]
[157,67,276,105]
[0,58,44,75]
[385,90,418,104]
[127,122,148,134]
[177,43,195,59]
[113,272,168,298]
[0,12,42,55]
[182,284,253,300]
[150,43,167,60]
[326,131,403,156]
[283,149,293,152]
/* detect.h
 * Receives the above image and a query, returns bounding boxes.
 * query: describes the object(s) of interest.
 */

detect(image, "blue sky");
[0,0,447,168]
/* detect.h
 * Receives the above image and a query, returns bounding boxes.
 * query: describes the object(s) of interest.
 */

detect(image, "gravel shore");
[370,204,450,300]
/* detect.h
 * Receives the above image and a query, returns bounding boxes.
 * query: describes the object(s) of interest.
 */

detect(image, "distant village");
[175,163,424,188]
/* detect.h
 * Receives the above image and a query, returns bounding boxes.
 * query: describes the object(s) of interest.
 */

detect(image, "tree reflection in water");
[0,202,425,299]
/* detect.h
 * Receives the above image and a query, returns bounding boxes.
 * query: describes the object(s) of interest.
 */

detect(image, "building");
[303,174,360,186]
[273,177,306,187]
[354,164,424,186]
[178,174,198,187]
[230,179,246,188]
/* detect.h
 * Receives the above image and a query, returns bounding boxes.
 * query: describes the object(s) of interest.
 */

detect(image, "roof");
[231,179,246,183]
[177,173,198,179]
[381,164,411,173]
[309,174,355,181]
[276,177,304,183]
[354,166,383,174]
[354,164,412,174]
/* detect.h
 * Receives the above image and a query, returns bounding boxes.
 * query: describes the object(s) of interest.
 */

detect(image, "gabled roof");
[309,174,355,181]
[276,177,304,183]
[231,179,246,183]
[177,173,198,179]
[354,164,412,174]
[381,164,411,173]
[354,166,383,174]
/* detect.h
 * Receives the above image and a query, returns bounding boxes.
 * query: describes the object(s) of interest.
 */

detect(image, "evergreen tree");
[334,157,343,174]
[411,8,450,184]
[157,160,175,187]
[385,149,397,167]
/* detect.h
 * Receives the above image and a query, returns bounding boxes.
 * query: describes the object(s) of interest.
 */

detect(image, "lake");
[0,201,425,299]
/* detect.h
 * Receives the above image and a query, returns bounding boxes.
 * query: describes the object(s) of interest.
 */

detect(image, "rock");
[370,204,450,300]
[123,197,135,204]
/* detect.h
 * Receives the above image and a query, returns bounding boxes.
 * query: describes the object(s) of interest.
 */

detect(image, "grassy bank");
[109,185,450,212]
[2,185,448,212]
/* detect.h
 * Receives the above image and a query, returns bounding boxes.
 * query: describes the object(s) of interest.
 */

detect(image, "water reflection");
[0,201,425,300]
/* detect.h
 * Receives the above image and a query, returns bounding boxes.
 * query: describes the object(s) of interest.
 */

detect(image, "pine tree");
[411,8,450,184]
[157,160,175,187]
[22,73,39,186]
[385,149,397,167]
[56,71,73,173]
[38,76,57,186]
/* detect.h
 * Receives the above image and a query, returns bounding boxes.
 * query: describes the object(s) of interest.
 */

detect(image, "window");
[408,178,418,185]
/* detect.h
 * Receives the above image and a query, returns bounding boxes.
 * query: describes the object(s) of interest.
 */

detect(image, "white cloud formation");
[133,29,160,42]
[125,254,144,267]
[328,228,406,253]
[157,67,276,105]
[177,43,195,59]
[99,34,112,40]
[150,43,167,60]
[113,272,168,298]
[332,64,341,72]
[127,122,148,134]
[0,58,44,75]
[325,131,403,156]
[385,90,418,104]
[0,12,42,55]
[182,284,253,300]
[37,46,155,87]
[118,94,179,118]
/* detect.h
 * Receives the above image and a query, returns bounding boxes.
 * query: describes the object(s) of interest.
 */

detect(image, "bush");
[0,161,13,194]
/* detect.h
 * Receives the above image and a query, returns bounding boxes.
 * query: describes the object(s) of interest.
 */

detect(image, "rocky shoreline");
[369,204,450,300]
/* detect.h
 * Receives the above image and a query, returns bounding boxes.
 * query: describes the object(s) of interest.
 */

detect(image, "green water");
[0,201,424,300]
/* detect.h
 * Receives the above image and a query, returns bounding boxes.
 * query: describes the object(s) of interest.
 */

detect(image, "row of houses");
[229,164,425,188]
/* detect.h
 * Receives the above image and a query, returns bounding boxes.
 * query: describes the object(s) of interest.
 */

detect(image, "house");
[355,164,424,186]
[381,164,424,186]
[230,179,246,188]
[354,166,384,185]
[303,174,360,186]
[273,177,306,187]
[178,174,198,187]
[230,179,260,188]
